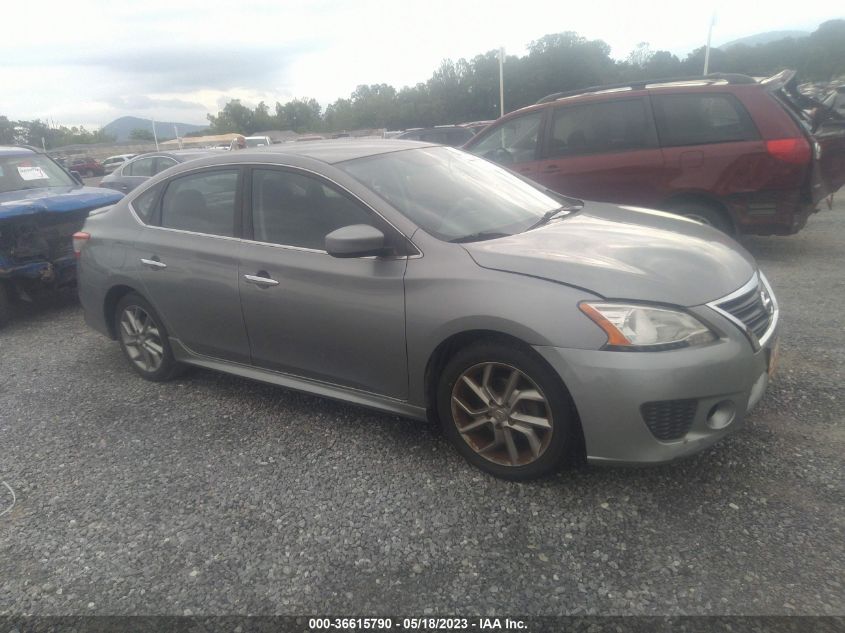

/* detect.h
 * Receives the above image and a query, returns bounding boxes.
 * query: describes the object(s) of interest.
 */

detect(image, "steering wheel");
[486,147,514,166]
[437,196,480,235]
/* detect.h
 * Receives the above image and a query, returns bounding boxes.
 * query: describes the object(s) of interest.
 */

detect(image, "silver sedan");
[75,141,779,479]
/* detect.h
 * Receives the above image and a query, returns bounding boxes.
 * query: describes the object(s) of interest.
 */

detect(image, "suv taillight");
[766,138,811,165]
[72,232,90,257]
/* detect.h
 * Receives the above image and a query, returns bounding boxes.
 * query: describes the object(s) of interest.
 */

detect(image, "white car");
[101,154,136,174]
[244,135,273,147]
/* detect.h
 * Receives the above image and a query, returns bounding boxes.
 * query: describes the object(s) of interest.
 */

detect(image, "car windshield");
[339,146,569,241]
[0,154,75,193]
[245,138,267,147]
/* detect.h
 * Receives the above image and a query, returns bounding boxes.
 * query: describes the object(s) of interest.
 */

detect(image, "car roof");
[216,139,434,164]
[0,146,37,157]
[130,149,218,161]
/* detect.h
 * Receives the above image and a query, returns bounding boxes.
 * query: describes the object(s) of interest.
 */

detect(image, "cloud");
[105,95,207,110]
[63,43,318,93]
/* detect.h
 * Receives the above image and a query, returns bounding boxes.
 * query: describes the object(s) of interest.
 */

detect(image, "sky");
[1,0,841,129]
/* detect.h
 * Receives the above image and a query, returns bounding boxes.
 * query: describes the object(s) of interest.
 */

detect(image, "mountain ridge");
[719,30,810,49]
[102,116,208,141]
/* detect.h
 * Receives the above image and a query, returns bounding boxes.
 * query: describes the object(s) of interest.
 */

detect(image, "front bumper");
[534,316,779,465]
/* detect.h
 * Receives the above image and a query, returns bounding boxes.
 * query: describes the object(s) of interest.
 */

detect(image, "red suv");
[464,71,845,235]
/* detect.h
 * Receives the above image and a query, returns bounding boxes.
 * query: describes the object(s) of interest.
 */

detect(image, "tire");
[668,200,733,234]
[114,292,183,382]
[0,282,11,329]
[436,340,576,480]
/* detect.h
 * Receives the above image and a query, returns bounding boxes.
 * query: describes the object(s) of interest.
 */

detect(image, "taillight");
[766,138,811,165]
[72,231,90,258]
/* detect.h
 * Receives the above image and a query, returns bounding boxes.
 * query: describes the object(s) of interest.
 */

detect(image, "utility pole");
[151,118,159,151]
[499,47,506,118]
[174,124,180,149]
[703,12,716,75]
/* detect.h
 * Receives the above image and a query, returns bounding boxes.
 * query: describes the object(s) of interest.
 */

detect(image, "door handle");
[243,273,279,287]
[140,258,167,269]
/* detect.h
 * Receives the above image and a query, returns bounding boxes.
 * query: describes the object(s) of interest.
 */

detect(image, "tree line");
[0,116,115,148]
[3,20,843,148]
[206,19,845,135]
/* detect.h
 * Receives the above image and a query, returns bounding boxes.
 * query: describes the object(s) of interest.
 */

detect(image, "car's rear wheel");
[0,282,12,329]
[437,341,576,480]
[115,293,182,381]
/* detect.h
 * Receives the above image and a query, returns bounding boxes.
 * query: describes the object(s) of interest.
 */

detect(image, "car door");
[465,110,546,179]
[532,97,665,203]
[135,166,251,363]
[238,167,409,399]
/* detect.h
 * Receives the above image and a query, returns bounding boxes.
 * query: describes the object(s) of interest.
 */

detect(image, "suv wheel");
[668,200,733,234]
[115,293,183,381]
[0,282,12,328]
[437,341,575,480]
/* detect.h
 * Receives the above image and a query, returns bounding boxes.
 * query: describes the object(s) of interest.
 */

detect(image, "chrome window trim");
[127,160,423,258]
[707,271,779,351]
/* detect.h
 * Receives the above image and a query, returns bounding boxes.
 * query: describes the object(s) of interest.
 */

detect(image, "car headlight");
[579,302,717,351]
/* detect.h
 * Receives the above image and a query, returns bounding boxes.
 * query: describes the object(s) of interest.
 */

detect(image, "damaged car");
[0,146,124,326]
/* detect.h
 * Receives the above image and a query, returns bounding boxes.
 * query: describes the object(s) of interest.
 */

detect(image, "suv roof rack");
[536,73,758,104]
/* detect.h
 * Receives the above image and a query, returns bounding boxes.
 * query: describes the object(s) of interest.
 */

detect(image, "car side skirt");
[170,338,428,421]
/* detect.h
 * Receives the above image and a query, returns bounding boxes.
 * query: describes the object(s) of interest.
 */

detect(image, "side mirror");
[70,170,84,185]
[325,224,386,258]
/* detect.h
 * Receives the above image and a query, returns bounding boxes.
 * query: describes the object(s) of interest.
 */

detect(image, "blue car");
[0,146,123,326]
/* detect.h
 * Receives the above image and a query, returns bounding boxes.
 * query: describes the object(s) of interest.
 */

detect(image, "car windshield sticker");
[18,165,50,181]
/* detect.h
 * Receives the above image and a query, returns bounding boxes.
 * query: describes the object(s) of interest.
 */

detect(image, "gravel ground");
[0,201,843,617]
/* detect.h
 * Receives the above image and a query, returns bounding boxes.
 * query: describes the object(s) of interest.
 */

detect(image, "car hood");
[0,186,124,220]
[463,202,756,306]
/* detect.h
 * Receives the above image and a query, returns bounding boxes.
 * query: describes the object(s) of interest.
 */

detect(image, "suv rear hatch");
[763,70,845,202]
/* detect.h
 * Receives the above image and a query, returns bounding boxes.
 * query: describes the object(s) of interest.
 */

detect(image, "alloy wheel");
[450,362,553,467]
[119,305,165,373]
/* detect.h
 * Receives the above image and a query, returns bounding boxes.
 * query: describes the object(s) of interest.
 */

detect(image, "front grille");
[715,280,774,341]
[641,399,698,440]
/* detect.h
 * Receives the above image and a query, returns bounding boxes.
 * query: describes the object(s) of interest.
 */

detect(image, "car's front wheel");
[115,293,183,381]
[437,341,577,480]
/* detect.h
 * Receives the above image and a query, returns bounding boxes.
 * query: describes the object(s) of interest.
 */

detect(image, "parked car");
[244,135,273,147]
[76,141,778,479]
[99,150,214,194]
[67,156,105,178]
[0,146,123,325]
[397,125,476,146]
[464,70,845,236]
[101,154,136,174]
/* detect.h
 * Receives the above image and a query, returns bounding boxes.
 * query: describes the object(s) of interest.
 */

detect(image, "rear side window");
[160,169,239,237]
[547,98,656,157]
[652,94,760,147]
[131,182,163,223]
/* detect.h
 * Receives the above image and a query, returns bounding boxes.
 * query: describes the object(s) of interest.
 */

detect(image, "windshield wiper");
[526,206,573,231]
[449,231,512,244]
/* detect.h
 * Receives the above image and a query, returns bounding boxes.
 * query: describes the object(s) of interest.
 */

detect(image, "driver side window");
[251,169,377,250]
[468,111,543,165]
